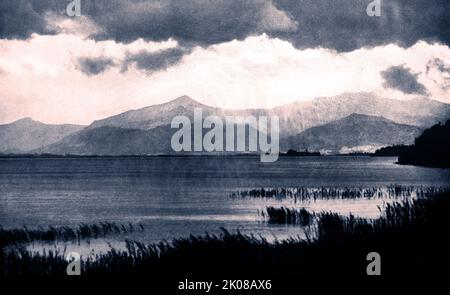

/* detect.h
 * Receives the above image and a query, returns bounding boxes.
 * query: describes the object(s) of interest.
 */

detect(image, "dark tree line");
[398,119,450,168]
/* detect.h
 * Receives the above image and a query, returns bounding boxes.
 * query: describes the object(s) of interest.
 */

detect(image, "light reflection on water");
[1,156,449,254]
[24,196,412,259]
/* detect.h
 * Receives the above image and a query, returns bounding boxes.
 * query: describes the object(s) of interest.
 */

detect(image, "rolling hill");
[36,122,263,155]
[36,125,174,155]
[282,113,423,154]
[0,118,85,153]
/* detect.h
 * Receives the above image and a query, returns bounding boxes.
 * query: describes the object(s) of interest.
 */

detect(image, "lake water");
[1,156,449,254]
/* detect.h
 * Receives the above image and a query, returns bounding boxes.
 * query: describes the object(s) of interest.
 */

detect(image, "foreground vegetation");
[0,222,144,248]
[260,207,315,226]
[1,190,449,276]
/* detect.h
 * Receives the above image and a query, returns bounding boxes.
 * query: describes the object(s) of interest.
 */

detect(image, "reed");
[261,207,314,226]
[229,185,445,201]
[0,222,145,247]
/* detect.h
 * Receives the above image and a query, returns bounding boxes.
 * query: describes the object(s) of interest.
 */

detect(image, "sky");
[0,0,449,125]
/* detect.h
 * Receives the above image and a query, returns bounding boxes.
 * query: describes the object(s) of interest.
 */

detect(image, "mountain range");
[88,93,450,136]
[1,93,450,155]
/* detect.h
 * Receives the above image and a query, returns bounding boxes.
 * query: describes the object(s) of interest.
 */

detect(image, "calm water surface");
[1,156,449,252]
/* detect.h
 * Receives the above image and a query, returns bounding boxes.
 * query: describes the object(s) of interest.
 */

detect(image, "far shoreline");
[0,153,392,159]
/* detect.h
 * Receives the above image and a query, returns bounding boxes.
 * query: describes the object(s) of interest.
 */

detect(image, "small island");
[280,149,321,157]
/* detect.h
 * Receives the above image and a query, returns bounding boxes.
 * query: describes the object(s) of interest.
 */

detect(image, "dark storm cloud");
[122,47,189,73]
[272,0,450,51]
[85,0,297,45]
[381,65,428,95]
[1,0,449,52]
[427,58,450,75]
[0,0,63,39]
[0,0,294,42]
[77,56,115,76]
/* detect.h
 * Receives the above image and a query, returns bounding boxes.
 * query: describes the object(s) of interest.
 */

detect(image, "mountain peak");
[343,113,388,122]
[170,95,198,105]
[161,95,206,109]
[346,113,380,119]
[10,117,40,125]
[18,117,34,121]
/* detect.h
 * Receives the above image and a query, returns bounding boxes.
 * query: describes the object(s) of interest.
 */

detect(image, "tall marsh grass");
[2,190,450,276]
[260,207,315,226]
[229,185,445,201]
[0,222,145,247]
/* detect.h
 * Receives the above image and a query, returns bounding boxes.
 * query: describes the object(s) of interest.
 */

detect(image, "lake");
[1,156,449,253]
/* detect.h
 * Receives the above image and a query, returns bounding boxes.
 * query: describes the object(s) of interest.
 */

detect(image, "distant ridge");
[37,113,422,156]
[87,93,450,137]
[0,118,85,153]
[282,113,422,154]
[36,126,173,155]
[88,95,208,131]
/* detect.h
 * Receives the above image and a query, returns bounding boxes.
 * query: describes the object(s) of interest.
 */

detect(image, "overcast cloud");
[2,0,449,51]
[0,1,449,124]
